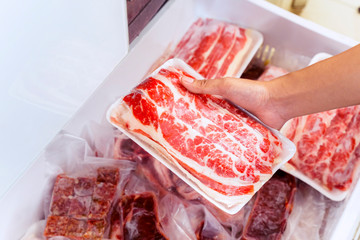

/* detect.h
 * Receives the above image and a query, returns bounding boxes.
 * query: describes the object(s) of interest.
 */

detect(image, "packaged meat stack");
[280,53,360,201]
[109,192,168,240]
[112,134,299,239]
[170,18,263,79]
[281,106,360,200]
[44,166,120,239]
[107,59,295,214]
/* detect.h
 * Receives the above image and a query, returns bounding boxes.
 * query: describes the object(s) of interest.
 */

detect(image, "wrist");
[265,74,295,125]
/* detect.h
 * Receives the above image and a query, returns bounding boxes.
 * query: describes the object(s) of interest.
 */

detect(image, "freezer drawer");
[0,0,358,239]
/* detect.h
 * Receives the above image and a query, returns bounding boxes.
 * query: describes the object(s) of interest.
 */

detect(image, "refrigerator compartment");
[1,0,359,239]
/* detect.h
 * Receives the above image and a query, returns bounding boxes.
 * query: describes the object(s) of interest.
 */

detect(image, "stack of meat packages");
[42,134,296,240]
[46,17,356,240]
[253,56,360,196]
[104,17,297,240]
[281,104,360,193]
[111,135,297,240]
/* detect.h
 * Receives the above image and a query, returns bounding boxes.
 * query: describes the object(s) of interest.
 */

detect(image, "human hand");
[180,76,288,130]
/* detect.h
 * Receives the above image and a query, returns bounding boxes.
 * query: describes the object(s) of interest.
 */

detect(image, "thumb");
[180,76,226,96]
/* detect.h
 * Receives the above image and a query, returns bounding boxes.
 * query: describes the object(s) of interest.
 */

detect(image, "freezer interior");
[1,0,359,239]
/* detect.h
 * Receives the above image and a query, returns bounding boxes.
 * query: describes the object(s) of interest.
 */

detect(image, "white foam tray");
[0,0,359,239]
[107,58,296,214]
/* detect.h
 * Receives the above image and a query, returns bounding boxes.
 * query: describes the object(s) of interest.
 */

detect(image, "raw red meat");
[44,215,69,237]
[257,65,288,82]
[281,106,360,191]
[88,198,112,219]
[109,63,283,207]
[74,177,95,196]
[114,134,149,161]
[170,18,252,79]
[97,166,120,185]
[50,195,71,216]
[120,192,168,240]
[109,205,122,240]
[242,171,296,240]
[66,218,87,240]
[83,219,106,240]
[44,166,121,239]
[93,182,117,200]
[53,175,75,197]
[115,135,204,202]
[69,196,92,219]
[114,134,203,201]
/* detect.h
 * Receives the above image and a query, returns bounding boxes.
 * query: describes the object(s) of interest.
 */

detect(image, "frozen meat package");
[168,18,263,79]
[31,133,136,240]
[107,59,295,214]
[44,167,120,239]
[280,53,360,201]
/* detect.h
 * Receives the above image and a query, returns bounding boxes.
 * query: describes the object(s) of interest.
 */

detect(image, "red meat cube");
[96,167,120,185]
[65,218,87,240]
[93,182,117,200]
[50,196,71,216]
[44,215,69,237]
[74,177,95,196]
[53,175,75,197]
[83,219,106,239]
[88,198,112,219]
[68,196,92,219]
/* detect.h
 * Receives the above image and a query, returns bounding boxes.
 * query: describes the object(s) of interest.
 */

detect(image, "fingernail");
[182,76,194,84]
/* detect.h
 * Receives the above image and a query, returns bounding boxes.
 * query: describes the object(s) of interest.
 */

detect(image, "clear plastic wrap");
[21,121,347,240]
[22,132,135,240]
[281,181,346,240]
[169,18,263,79]
[107,58,296,214]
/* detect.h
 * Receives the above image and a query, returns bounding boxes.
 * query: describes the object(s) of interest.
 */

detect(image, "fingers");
[181,76,229,96]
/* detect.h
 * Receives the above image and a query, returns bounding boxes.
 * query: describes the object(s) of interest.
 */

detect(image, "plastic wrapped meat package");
[148,17,263,78]
[278,53,360,201]
[281,106,360,200]
[107,58,296,214]
[111,131,301,240]
[168,18,263,79]
[110,131,349,240]
[20,131,136,240]
[244,52,360,201]
[20,120,348,240]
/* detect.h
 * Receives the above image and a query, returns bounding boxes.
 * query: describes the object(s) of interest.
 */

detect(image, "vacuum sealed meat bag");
[44,167,121,239]
[241,171,296,240]
[109,175,169,240]
[39,133,135,240]
[107,59,295,214]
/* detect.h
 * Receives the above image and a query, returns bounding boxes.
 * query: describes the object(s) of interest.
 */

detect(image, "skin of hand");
[181,44,360,130]
[180,76,285,129]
